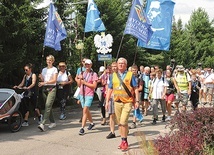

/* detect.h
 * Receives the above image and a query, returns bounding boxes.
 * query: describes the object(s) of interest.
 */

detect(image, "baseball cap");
[85,59,92,64]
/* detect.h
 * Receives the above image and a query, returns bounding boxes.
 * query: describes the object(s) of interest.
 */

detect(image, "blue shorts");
[79,95,93,108]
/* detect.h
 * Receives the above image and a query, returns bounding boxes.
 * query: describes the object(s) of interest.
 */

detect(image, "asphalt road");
[0,101,170,155]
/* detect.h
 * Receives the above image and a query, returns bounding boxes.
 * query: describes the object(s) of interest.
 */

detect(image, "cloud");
[35,0,51,9]
[173,0,214,24]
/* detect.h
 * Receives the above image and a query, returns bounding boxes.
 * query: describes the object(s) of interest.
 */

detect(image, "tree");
[185,8,214,68]
[0,0,45,86]
[169,8,214,69]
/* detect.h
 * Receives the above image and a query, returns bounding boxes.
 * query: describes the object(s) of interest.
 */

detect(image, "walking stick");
[116,35,124,60]
[34,47,45,120]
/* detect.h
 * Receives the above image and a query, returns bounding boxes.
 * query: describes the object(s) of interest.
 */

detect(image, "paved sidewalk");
[0,101,170,155]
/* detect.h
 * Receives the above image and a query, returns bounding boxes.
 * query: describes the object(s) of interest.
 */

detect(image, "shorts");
[165,94,175,102]
[204,86,213,95]
[108,98,115,114]
[200,84,205,90]
[79,95,93,108]
[143,92,149,100]
[142,99,149,102]
[114,102,132,126]
[175,93,189,106]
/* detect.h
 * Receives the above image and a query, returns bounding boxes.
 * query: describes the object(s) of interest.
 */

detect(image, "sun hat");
[99,66,105,72]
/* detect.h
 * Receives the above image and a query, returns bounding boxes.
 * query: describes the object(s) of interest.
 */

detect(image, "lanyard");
[118,71,127,87]
[83,72,91,82]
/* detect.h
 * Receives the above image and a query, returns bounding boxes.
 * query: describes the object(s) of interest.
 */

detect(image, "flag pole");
[116,35,124,60]
[133,45,138,65]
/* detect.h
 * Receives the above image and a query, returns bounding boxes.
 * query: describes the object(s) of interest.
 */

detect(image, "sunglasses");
[24,69,29,72]
[59,66,65,68]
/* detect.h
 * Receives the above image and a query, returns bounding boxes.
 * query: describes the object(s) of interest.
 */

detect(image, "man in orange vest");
[105,57,139,151]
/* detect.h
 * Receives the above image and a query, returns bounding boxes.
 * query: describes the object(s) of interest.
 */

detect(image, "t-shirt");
[134,75,143,89]
[98,73,109,93]
[79,71,98,96]
[42,67,58,85]
[151,77,169,99]
[142,74,150,98]
[57,71,70,82]
[76,67,86,75]
[204,73,214,88]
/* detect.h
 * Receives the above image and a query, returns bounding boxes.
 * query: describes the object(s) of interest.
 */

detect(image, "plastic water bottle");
[133,108,143,122]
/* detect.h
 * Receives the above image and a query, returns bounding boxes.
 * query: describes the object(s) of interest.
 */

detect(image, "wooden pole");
[116,35,124,60]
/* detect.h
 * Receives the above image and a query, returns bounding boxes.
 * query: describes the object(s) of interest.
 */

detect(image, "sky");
[173,0,214,25]
[37,0,214,25]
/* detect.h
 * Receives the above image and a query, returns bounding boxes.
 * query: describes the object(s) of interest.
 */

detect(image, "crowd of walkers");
[13,55,214,151]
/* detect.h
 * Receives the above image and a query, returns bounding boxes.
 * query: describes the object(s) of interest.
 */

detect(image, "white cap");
[85,59,92,64]
[177,65,185,71]
[99,66,105,72]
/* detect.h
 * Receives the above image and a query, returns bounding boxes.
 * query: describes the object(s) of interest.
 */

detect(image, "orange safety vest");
[112,71,134,103]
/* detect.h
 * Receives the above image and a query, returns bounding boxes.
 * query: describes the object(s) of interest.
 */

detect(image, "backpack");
[166,77,175,95]
[152,76,165,84]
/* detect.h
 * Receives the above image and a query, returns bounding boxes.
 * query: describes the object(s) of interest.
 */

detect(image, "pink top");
[80,71,98,96]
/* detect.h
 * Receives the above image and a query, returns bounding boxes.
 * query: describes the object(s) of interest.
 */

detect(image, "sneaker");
[59,113,66,120]
[147,105,151,111]
[203,102,207,105]
[175,110,179,115]
[38,124,45,132]
[165,116,171,121]
[120,141,129,151]
[38,114,43,125]
[129,123,136,129]
[87,123,95,130]
[106,132,116,139]
[101,119,106,125]
[162,115,166,122]
[79,117,82,123]
[48,123,56,129]
[152,118,157,125]
[22,121,29,127]
[79,128,85,135]
[118,141,123,149]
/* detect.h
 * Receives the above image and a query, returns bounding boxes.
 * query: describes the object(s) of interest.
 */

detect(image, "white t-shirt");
[42,67,58,85]
[151,77,169,99]
[204,73,214,88]
[57,71,70,82]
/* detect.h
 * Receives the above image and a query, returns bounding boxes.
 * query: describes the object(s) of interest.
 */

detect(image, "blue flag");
[137,0,175,51]
[44,3,67,51]
[84,0,106,32]
[124,0,153,44]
